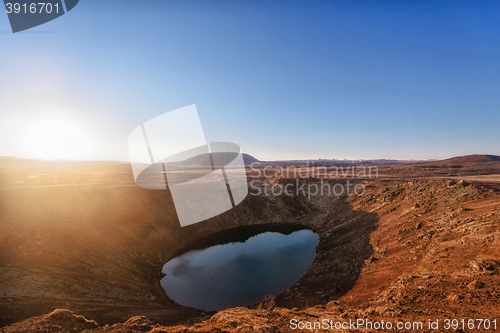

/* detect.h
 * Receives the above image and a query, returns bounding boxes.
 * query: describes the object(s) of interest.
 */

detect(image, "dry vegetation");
[1,156,499,332]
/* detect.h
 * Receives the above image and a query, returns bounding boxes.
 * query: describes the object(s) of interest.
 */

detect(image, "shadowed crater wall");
[0,161,378,326]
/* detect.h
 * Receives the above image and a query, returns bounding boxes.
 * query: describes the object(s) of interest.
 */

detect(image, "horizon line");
[1,152,499,164]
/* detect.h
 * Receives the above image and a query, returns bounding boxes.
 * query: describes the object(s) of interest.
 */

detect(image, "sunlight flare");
[22,119,94,160]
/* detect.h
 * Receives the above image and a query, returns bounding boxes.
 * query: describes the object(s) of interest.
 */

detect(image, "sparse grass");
[256,296,276,311]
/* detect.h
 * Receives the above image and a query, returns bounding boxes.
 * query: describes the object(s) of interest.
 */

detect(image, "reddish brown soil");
[1,156,500,332]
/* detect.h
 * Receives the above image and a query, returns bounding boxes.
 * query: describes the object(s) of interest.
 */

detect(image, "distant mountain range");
[1,154,499,167]
[164,153,500,167]
[164,152,259,167]
[431,154,500,165]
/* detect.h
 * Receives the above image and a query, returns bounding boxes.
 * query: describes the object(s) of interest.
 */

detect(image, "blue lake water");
[161,229,319,311]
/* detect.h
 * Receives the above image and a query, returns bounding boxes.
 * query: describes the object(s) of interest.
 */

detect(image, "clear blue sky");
[1,0,499,161]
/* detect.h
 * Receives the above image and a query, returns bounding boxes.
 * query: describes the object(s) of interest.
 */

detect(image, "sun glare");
[22,120,94,160]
